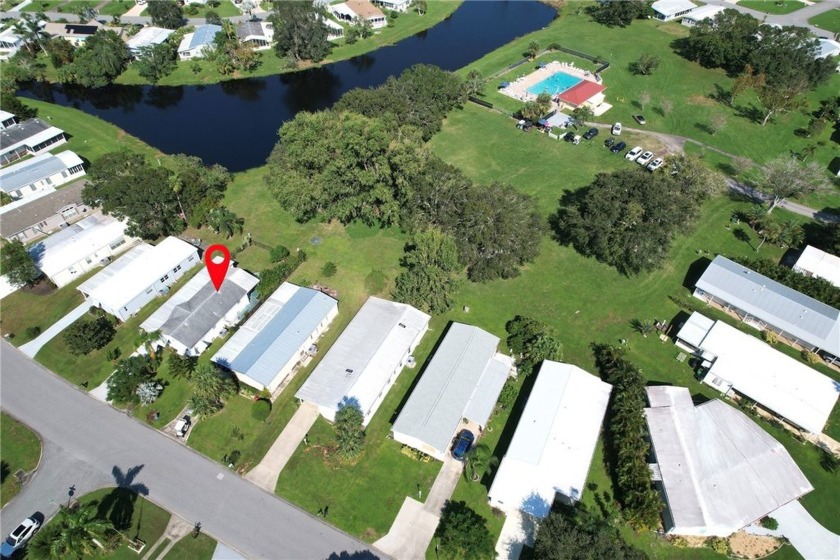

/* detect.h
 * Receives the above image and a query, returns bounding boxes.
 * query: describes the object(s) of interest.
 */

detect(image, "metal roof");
[78,237,198,309]
[645,386,813,536]
[295,297,430,423]
[682,315,840,434]
[180,24,221,51]
[696,255,840,356]
[677,312,715,349]
[392,323,512,455]
[127,26,174,51]
[141,267,258,350]
[29,214,129,278]
[488,361,612,517]
[793,246,840,288]
[211,282,337,387]
[652,0,697,16]
[0,150,83,194]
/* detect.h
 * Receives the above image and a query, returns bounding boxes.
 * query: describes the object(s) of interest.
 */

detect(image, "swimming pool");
[527,72,582,96]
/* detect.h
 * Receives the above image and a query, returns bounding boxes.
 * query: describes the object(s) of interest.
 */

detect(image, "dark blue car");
[451,430,475,460]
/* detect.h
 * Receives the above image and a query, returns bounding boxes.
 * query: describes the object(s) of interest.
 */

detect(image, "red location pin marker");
[204,244,231,292]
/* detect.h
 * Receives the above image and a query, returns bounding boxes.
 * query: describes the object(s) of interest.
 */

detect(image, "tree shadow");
[710,84,729,105]
[733,227,754,251]
[96,465,149,533]
[733,103,764,125]
[326,552,381,560]
[683,257,711,291]
[0,460,9,484]
[717,162,738,176]
[694,122,715,136]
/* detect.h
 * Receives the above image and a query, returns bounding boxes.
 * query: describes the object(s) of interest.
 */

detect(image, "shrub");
[497,379,518,410]
[801,350,821,364]
[251,398,271,421]
[762,330,779,344]
[761,517,779,530]
[820,448,839,473]
[25,326,41,339]
[707,537,730,556]
[64,316,116,356]
[270,244,290,262]
[223,450,241,466]
[322,261,338,277]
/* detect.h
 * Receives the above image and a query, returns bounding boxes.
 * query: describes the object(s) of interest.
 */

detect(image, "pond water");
[21,0,556,172]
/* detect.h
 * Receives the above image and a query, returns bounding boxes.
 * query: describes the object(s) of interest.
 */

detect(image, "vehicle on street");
[1,517,40,558]
[174,416,191,437]
[582,127,599,140]
[604,138,615,149]
[633,115,646,125]
[451,429,475,460]
[636,151,654,166]
[647,157,664,171]
[610,141,626,154]
[611,122,622,135]
[625,146,643,161]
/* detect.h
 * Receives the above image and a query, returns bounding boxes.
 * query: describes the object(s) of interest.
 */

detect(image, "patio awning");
[537,119,548,126]
[500,81,510,88]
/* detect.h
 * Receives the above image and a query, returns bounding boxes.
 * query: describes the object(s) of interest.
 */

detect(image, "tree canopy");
[59,30,130,88]
[393,228,462,313]
[435,501,496,559]
[534,506,648,560]
[590,0,651,27]
[760,155,831,211]
[134,41,177,84]
[148,0,184,29]
[189,362,236,416]
[335,399,365,460]
[107,355,156,404]
[505,315,563,376]
[1,239,41,287]
[63,315,115,356]
[271,0,332,64]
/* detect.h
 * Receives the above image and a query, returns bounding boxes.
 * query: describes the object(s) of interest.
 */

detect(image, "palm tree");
[415,0,427,15]
[527,40,540,60]
[135,330,162,362]
[463,69,485,99]
[743,204,766,229]
[13,14,49,55]
[756,219,782,251]
[207,207,244,239]
[464,444,499,482]
[630,319,654,337]
[28,502,113,559]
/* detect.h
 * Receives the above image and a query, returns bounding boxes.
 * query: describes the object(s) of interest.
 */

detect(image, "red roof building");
[558,81,606,107]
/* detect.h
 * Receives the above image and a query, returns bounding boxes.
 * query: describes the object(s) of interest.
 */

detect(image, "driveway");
[18,301,92,358]
[0,341,387,560]
[495,510,539,560]
[772,500,840,560]
[245,401,320,492]
[374,456,464,559]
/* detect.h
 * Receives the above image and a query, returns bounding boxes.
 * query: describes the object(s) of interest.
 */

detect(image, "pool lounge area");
[527,71,582,96]
[499,60,612,116]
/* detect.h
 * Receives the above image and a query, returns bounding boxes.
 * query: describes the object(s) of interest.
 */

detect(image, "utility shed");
[391,323,515,461]
[295,297,429,426]
[676,312,839,434]
[488,361,612,517]
[694,255,840,358]
[645,386,813,537]
[212,282,338,394]
[793,245,840,288]
[78,237,199,321]
[141,266,258,357]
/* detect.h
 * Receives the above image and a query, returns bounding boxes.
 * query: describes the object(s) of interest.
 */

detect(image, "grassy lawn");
[737,0,807,14]
[98,0,133,17]
[809,8,840,33]
[35,267,201,388]
[163,533,217,560]
[115,0,462,86]
[183,0,241,18]
[0,413,41,507]
[132,353,194,428]
[459,8,840,200]
[21,0,65,11]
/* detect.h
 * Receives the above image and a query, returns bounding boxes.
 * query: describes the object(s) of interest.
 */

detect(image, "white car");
[647,157,664,172]
[636,151,654,166]
[1,516,40,558]
[625,146,643,161]
[611,122,622,136]
[174,416,191,437]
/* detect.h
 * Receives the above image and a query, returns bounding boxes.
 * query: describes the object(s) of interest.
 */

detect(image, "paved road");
[701,0,838,36]
[0,341,386,560]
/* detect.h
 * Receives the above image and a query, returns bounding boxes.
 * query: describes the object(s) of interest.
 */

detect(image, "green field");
[0,273,86,346]
[737,0,807,14]
[116,0,462,86]
[0,413,41,507]
[98,0,134,17]
[809,8,840,33]
[21,0,64,12]
[163,533,216,560]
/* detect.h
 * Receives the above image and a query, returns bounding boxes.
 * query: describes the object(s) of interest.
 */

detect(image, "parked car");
[625,146,643,161]
[1,517,40,558]
[633,115,646,125]
[451,429,475,460]
[516,119,533,131]
[604,137,615,148]
[636,151,654,166]
[610,141,627,154]
[174,416,191,437]
[647,157,664,171]
[582,127,599,140]
[563,131,576,142]
[611,122,622,135]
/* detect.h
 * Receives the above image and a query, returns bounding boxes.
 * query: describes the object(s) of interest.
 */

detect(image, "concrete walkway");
[140,514,193,560]
[244,401,319,492]
[495,510,539,560]
[19,301,92,358]
[374,456,464,559]
[772,500,840,560]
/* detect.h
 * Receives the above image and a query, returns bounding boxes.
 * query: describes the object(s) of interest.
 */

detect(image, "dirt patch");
[19,279,56,296]
[688,94,717,107]
[362,528,379,541]
[729,532,783,559]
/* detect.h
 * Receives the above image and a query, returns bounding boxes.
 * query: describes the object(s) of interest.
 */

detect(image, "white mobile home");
[295,297,429,426]
[29,214,134,288]
[78,237,199,321]
[0,118,67,165]
[651,0,697,21]
[0,150,85,201]
[177,24,221,60]
[392,323,514,461]
[141,266,258,357]
[793,245,840,288]
[212,282,338,394]
[488,361,611,517]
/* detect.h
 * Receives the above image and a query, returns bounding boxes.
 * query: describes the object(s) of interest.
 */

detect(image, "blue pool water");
[527,71,582,96]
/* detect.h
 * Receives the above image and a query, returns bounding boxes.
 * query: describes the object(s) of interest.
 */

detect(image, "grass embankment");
[0,413,41,507]
[808,8,840,33]
[737,0,807,14]
[0,272,87,345]
[115,1,462,87]
[460,9,840,209]
[163,533,217,560]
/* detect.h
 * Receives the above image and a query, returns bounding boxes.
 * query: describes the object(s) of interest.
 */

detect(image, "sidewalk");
[772,500,840,560]
[244,401,319,492]
[19,301,92,357]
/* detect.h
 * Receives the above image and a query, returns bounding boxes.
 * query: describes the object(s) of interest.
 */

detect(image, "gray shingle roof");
[696,255,840,356]
[392,323,510,454]
[0,181,86,238]
[0,119,56,148]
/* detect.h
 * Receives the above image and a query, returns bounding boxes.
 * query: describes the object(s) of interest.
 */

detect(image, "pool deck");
[500,60,612,116]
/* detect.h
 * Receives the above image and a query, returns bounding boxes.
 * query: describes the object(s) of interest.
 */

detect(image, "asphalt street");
[0,341,386,560]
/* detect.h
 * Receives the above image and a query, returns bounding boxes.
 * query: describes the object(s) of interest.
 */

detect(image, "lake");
[22,1,556,171]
